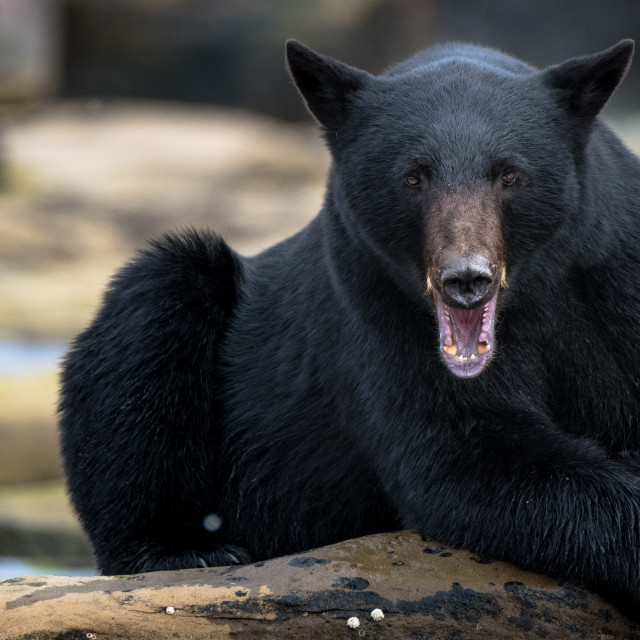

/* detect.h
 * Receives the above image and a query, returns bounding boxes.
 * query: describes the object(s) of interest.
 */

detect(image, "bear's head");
[287,39,634,378]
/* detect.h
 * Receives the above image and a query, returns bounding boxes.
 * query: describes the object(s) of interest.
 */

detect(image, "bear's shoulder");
[104,229,242,326]
[64,229,244,373]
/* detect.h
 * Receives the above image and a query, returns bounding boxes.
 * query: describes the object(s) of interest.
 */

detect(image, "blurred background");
[1,0,639,579]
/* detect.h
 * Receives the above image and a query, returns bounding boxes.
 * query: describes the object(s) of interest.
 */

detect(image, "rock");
[0,373,61,485]
[1,531,637,639]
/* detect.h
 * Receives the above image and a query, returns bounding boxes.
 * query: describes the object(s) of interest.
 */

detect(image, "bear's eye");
[405,174,421,187]
[501,170,518,186]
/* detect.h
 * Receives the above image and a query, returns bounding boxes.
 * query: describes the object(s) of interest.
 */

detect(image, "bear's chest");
[496,294,640,452]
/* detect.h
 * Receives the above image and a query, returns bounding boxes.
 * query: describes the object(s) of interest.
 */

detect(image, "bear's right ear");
[286,40,371,131]
[542,39,634,122]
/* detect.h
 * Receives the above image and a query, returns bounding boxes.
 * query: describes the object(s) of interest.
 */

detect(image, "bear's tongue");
[435,293,497,377]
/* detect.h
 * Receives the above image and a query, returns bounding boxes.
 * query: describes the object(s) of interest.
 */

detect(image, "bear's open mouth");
[435,293,498,378]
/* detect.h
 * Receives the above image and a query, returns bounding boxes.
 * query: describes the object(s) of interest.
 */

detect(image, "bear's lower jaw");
[435,292,498,378]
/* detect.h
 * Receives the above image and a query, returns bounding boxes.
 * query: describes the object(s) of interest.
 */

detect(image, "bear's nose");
[440,254,493,309]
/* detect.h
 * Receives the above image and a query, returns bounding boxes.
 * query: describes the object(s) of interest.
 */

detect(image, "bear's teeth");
[444,342,490,358]
[477,342,491,354]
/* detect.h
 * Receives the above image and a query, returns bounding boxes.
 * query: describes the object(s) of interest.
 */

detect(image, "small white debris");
[347,616,360,628]
[370,608,385,621]
[165,606,175,615]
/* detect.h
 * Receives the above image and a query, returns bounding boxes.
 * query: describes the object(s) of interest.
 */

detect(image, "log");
[1,531,637,639]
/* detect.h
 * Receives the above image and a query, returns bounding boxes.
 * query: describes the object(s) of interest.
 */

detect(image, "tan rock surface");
[1,531,638,639]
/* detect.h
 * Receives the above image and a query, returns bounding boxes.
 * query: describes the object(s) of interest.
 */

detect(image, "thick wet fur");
[60,40,640,616]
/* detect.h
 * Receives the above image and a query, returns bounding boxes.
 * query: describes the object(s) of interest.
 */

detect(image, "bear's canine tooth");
[477,342,491,354]
[443,344,457,356]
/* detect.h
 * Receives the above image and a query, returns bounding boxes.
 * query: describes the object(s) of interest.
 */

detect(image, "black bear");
[60,39,640,614]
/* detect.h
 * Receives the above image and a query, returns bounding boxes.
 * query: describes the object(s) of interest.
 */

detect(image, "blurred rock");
[0,372,61,485]
[0,482,91,563]
[3,100,327,259]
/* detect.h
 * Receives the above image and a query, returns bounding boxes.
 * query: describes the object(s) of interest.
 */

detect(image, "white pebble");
[347,616,360,628]
[165,606,175,615]
[370,608,384,621]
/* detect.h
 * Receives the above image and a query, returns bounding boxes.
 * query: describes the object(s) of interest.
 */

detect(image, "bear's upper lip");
[435,292,498,378]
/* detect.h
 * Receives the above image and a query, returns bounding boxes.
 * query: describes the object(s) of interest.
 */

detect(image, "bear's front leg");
[391,413,640,618]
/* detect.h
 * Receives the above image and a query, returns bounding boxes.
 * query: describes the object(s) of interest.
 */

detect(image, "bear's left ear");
[286,40,371,131]
[542,39,634,121]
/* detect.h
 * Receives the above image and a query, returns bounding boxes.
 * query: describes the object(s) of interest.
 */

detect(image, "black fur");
[60,40,640,616]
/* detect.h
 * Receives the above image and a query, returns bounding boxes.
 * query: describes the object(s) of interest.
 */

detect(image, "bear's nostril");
[472,276,491,289]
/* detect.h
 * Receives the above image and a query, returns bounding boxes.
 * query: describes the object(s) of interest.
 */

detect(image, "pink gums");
[435,292,498,378]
